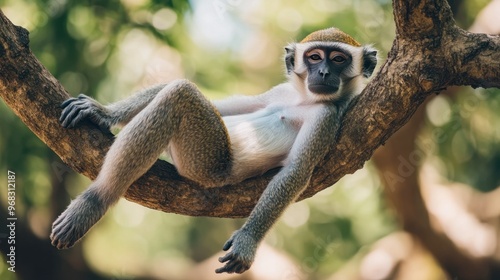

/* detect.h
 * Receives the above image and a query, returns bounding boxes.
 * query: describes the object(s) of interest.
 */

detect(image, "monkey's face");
[303,47,352,95]
[285,41,377,101]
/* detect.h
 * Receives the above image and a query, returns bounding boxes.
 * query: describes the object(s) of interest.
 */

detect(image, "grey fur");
[51,189,107,249]
[215,103,348,274]
[51,35,376,275]
[53,80,232,249]
[60,83,167,129]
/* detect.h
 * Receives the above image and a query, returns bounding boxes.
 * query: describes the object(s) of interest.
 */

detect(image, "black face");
[303,47,352,94]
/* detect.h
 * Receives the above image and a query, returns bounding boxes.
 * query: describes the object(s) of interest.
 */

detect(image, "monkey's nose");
[319,69,330,79]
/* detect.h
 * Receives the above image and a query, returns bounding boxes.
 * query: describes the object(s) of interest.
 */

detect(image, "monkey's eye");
[310,54,321,60]
[308,54,322,63]
[332,55,346,63]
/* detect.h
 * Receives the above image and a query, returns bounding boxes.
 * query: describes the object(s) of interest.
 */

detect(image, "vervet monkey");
[51,27,377,274]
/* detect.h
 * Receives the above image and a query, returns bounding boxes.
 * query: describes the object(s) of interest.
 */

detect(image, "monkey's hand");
[50,191,106,249]
[216,229,258,274]
[60,94,112,130]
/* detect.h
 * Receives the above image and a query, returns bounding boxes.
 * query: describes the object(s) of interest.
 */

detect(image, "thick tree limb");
[1,0,500,218]
[371,2,500,279]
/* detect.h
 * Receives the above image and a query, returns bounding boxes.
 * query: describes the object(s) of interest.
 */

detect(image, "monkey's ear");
[362,46,378,78]
[284,44,296,74]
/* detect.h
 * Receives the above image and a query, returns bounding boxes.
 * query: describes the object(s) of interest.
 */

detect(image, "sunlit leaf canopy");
[1,0,500,279]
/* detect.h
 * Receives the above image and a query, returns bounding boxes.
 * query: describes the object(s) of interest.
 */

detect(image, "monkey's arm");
[212,95,267,116]
[216,105,341,274]
[60,83,167,129]
[213,83,293,116]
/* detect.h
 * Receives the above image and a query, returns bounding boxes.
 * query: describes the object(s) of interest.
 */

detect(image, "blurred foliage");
[0,0,497,279]
[424,88,500,192]
[452,0,491,27]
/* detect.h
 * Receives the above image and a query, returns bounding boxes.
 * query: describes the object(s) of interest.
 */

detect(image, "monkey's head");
[285,27,377,101]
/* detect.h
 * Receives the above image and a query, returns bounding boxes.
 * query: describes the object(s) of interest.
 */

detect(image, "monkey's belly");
[223,108,299,181]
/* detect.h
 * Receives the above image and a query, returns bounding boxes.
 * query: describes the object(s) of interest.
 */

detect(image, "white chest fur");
[223,104,310,182]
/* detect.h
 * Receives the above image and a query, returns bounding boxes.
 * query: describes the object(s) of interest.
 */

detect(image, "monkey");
[50,27,378,274]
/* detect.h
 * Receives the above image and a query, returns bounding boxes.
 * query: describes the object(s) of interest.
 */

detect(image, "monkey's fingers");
[60,99,85,121]
[215,266,228,274]
[60,98,97,128]
[218,251,234,263]
[215,256,237,274]
[223,261,249,274]
[61,97,79,109]
[215,255,250,274]
[215,261,238,274]
[60,100,81,123]
[60,105,85,128]
[221,237,234,251]
[233,263,249,274]
[60,94,96,126]
[69,109,93,128]
[60,94,88,108]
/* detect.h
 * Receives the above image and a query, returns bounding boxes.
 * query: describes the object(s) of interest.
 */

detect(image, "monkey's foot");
[216,229,258,274]
[50,191,107,249]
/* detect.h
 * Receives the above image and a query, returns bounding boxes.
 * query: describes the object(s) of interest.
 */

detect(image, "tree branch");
[371,2,500,278]
[1,0,500,218]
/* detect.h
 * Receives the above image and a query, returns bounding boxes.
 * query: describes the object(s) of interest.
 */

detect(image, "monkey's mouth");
[308,84,339,94]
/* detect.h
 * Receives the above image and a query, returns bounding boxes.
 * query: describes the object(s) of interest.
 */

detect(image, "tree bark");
[371,2,500,279]
[1,0,500,218]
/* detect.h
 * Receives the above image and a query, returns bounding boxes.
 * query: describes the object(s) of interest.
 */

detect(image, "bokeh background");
[1,0,500,279]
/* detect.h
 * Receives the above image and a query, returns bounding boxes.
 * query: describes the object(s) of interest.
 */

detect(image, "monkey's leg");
[60,83,167,129]
[51,79,232,249]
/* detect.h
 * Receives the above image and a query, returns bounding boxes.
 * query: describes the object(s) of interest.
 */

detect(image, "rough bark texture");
[371,2,500,279]
[1,0,500,219]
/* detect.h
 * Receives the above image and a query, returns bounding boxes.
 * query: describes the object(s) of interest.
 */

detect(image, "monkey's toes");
[50,192,107,249]
[50,210,91,250]
[50,217,82,249]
